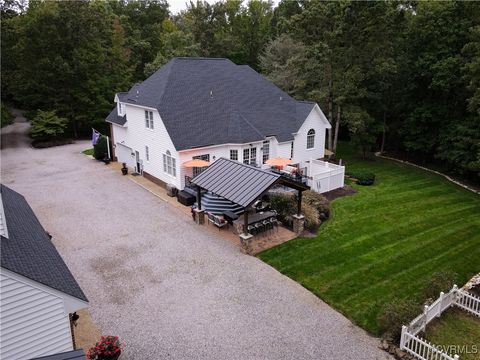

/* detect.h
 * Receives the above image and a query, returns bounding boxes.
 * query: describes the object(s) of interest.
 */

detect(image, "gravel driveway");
[1,118,391,359]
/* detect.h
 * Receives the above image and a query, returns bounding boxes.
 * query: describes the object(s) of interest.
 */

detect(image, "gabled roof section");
[0,185,88,302]
[107,57,320,150]
[106,107,127,126]
[192,158,281,208]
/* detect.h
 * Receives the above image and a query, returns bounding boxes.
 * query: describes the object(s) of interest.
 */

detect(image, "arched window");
[163,150,176,177]
[306,129,315,149]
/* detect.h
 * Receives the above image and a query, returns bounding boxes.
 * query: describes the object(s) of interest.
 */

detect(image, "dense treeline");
[1,0,479,181]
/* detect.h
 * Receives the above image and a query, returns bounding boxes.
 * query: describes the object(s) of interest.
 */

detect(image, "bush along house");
[0,185,88,360]
[106,57,344,195]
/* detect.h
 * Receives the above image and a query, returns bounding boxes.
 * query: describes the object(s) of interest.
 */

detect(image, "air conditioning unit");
[166,184,178,197]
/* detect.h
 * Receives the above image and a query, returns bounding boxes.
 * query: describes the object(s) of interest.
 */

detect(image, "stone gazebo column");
[239,206,253,255]
[292,190,305,235]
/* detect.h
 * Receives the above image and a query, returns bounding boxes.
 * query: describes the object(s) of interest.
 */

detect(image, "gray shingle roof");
[0,185,88,302]
[105,107,127,126]
[191,158,282,208]
[32,349,86,360]
[108,57,315,150]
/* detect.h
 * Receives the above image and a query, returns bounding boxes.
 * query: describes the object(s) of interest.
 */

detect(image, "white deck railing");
[400,285,480,360]
[307,160,345,193]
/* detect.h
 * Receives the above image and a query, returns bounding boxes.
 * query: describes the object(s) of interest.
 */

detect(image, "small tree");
[30,110,68,141]
[1,103,14,127]
[93,135,109,160]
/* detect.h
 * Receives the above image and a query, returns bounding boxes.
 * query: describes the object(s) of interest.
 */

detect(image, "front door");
[135,151,142,174]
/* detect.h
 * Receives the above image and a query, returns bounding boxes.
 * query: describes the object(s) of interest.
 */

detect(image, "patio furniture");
[177,190,196,206]
[207,212,228,230]
[222,210,239,224]
[254,222,265,235]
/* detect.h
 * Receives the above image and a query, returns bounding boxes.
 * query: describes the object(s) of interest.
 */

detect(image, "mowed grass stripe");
[258,142,480,335]
[277,208,477,279]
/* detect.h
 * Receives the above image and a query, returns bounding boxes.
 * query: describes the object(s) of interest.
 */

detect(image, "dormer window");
[145,110,154,130]
[118,102,124,115]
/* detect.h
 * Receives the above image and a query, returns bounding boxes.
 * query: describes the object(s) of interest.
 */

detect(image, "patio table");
[235,210,276,226]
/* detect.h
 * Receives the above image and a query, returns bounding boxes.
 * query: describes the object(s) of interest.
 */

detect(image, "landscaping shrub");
[423,271,459,301]
[269,192,322,232]
[1,103,14,127]
[347,170,375,185]
[93,136,109,160]
[378,299,421,341]
[30,110,68,141]
[303,190,330,220]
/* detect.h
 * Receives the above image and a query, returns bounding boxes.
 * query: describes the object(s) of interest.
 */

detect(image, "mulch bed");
[322,185,357,202]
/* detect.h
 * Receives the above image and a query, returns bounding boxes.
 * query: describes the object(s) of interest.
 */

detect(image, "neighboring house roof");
[105,107,127,126]
[109,57,317,150]
[31,349,86,360]
[0,185,88,302]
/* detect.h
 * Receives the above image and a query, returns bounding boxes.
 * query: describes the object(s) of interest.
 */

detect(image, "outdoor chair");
[255,222,265,235]
[263,219,274,233]
[207,212,216,225]
[270,217,279,232]
[247,225,257,235]
[212,214,228,230]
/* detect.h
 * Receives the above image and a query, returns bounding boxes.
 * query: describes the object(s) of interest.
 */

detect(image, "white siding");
[0,270,73,360]
[112,101,331,190]
[293,105,330,168]
[178,142,264,188]
[112,104,182,189]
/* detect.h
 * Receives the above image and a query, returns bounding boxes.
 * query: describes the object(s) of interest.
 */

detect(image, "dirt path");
[1,109,31,150]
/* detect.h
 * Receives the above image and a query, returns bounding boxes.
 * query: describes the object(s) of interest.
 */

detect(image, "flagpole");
[106,135,111,160]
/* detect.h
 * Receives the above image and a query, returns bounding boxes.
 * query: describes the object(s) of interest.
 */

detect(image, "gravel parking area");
[1,120,391,359]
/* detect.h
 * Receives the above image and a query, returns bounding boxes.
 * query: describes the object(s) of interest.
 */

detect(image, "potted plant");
[121,163,128,175]
[87,336,123,360]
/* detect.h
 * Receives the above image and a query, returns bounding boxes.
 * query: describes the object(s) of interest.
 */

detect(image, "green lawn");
[82,148,94,156]
[258,143,480,335]
[425,308,480,360]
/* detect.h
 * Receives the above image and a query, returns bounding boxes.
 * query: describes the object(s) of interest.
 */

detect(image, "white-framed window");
[243,148,250,164]
[118,102,124,115]
[163,150,176,177]
[230,149,238,161]
[243,148,257,165]
[262,140,270,164]
[250,147,257,165]
[145,110,154,130]
[145,146,150,162]
[307,129,315,149]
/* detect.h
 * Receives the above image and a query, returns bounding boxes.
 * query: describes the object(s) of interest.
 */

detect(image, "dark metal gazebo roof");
[191,158,308,208]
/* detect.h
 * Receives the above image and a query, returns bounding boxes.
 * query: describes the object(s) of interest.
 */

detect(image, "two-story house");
[106,57,344,193]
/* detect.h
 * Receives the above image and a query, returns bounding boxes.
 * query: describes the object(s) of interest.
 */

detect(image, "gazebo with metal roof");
[191,158,309,237]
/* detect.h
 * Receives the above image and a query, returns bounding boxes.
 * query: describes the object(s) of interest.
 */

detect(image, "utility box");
[166,184,178,197]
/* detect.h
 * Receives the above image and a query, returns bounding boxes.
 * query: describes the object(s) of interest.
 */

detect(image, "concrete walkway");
[0,118,391,359]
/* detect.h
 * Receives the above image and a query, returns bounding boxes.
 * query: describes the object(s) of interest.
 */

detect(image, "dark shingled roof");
[0,185,88,302]
[105,107,127,126]
[32,349,86,360]
[191,158,282,208]
[108,57,316,150]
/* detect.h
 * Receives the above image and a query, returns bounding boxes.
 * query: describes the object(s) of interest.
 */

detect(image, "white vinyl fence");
[307,160,345,193]
[400,285,480,360]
